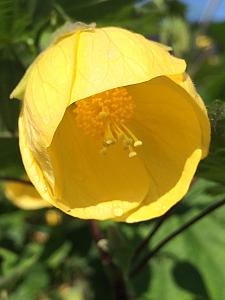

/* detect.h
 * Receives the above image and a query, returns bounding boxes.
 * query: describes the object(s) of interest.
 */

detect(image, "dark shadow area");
[172,260,210,300]
[132,261,152,298]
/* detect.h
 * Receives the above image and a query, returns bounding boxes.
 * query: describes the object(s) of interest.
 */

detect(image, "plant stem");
[89,220,112,265]
[131,207,174,264]
[129,197,225,279]
[53,3,72,22]
[88,220,131,300]
[0,177,32,185]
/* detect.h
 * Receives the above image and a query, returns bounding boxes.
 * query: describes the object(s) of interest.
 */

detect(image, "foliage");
[0,0,225,299]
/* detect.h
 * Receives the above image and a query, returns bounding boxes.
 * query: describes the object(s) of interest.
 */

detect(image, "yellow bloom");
[11,24,210,222]
[5,180,51,210]
[195,35,213,49]
[45,209,62,226]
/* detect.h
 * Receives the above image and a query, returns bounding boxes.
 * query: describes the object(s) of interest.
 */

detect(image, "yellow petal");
[10,64,33,100]
[18,76,210,222]
[70,27,186,103]
[169,73,210,158]
[4,180,51,210]
[21,31,79,146]
[114,76,207,222]
[18,112,54,203]
[14,25,210,222]
[47,105,150,220]
[13,26,185,147]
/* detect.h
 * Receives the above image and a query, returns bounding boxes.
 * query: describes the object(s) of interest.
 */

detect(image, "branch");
[88,220,131,300]
[129,197,225,279]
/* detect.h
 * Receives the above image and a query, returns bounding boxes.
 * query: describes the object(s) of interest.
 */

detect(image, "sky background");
[181,0,225,22]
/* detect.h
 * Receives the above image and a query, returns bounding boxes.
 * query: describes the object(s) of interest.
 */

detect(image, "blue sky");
[181,0,225,22]
[139,0,225,22]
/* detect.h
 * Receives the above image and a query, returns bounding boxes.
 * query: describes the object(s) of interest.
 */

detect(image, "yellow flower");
[195,35,213,49]
[5,180,51,210]
[11,24,210,222]
[45,209,62,226]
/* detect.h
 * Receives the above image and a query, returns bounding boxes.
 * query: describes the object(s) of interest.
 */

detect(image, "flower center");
[74,87,142,158]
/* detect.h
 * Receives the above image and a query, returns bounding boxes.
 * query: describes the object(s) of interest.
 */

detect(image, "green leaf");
[0,137,24,177]
[47,241,72,269]
[10,264,49,300]
[132,179,225,300]
[107,225,132,275]
[0,0,31,45]
[160,16,190,55]
[0,248,18,274]
[0,210,29,247]
[0,59,22,134]
[0,243,42,289]
[198,100,225,184]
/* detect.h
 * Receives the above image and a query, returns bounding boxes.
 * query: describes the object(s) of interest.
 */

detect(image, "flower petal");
[10,64,33,100]
[70,27,186,103]
[19,31,80,146]
[169,73,210,158]
[115,76,207,222]
[14,26,186,147]
[47,105,150,220]
[19,112,54,203]
[5,180,51,210]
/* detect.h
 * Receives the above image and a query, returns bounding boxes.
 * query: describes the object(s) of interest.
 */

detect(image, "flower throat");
[74,87,142,158]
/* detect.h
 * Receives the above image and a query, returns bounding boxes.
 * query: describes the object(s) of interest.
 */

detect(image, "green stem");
[53,3,72,22]
[129,197,225,279]
[131,207,174,264]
